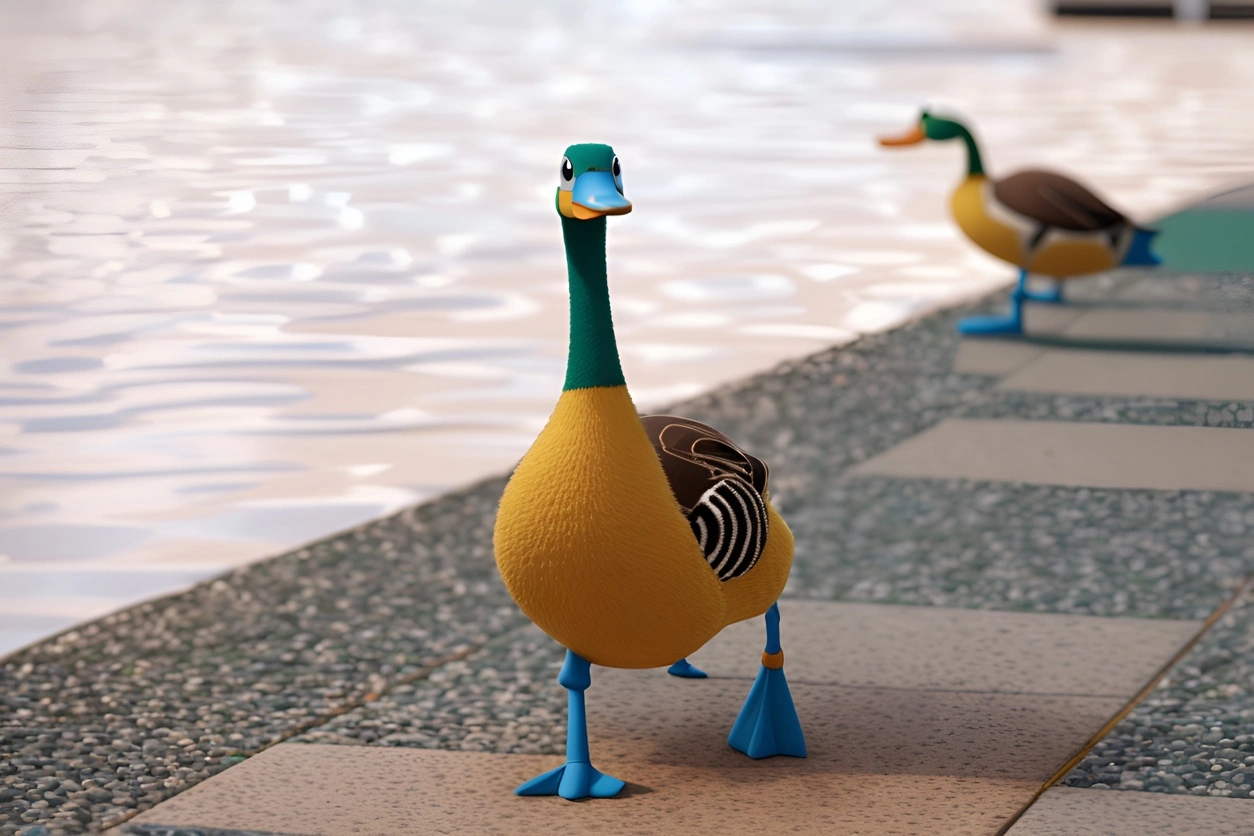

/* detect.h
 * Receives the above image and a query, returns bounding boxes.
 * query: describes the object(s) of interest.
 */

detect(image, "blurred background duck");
[880,106,1160,336]
[493,143,805,801]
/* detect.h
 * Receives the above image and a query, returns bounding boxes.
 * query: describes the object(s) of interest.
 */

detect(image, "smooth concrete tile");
[1009,785,1254,836]
[587,671,1124,781]
[954,339,1045,377]
[852,419,1254,492]
[1024,304,1089,336]
[127,603,1178,834]
[998,348,1254,401]
[1061,308,1254,348]
[124,826,292,836]
[689,601,1200,697]
[129,743,1039,835]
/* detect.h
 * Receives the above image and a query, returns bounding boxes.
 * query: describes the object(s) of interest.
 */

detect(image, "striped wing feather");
[689,477,768,581]
[640,414,771,583]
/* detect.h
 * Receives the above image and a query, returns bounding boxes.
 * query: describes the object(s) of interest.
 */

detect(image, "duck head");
[556,143,632,220]
[878,107,970,147]
[878,106,985,176]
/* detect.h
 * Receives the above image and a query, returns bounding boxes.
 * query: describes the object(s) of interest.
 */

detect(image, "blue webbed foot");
[1022,281,1063,304]
[961,269,1031,335]
[957,313,1023,335]
[729,603,806,759]
[516,761,625,799]
[667,658,707,678]
[518,649,625,799]
[729,665,807,759]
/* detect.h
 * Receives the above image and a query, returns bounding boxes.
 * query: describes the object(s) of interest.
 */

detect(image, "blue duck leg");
[1023,279,1063,303]
[667,658,707,678]
[728,602,807,759]
[516,650,625,799]
[957,268,1027,336]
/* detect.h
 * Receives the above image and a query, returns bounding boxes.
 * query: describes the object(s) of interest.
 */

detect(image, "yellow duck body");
[495,145,807,799]
[494,385,793,669]
[951,174,1125,280]
[493,143,791,673]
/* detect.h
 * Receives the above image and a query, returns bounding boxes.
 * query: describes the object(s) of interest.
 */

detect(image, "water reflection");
[2,0,1252,655]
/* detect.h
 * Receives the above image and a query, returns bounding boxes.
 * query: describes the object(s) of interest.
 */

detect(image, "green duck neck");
[561,216,625,391]
[953,122,986,178]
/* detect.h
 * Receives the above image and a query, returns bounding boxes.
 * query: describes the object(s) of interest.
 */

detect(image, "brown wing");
[639,415,768,512]
[993,169,1128,232]
[640,415,770,582]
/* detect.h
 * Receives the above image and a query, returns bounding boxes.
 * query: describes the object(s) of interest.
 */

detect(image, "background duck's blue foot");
[729,663,807,759]
[961,269,1031,335]
[516,761,625,799]
[958,287,1026,336]
[957,313,1024,335]
[667,658,707,678]
[1023,282,1063,303]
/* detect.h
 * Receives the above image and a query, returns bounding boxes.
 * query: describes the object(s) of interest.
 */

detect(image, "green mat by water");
[1153,204,1254,273]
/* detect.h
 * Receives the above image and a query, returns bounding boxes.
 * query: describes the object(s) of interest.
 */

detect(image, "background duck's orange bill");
[878,124,926,146]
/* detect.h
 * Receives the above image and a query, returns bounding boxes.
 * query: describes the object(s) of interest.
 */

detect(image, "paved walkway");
[6,261,1254,834]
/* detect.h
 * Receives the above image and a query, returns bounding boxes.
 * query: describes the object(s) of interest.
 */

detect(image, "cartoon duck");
[493,143,806,800]
[879,106,1160,335]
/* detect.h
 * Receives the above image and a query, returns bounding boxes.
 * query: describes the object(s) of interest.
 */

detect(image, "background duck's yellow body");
[951,175,1123,279]
[881,109,1158,336]
[494,384,793,670]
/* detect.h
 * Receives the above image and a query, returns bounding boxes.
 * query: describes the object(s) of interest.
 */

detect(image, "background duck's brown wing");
[993,169,1128,231]
[640,415,769,581]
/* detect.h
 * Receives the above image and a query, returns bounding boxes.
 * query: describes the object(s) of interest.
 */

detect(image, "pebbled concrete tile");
[998,349,1254,401]
[959,390,1254,430]
[852,420,1254,492]
[689,601,1200,697]
[1064,583,1254,797]
[1009,785,1254,835]
[127,743,1038,835]
[785,477,1252,620]
[1111,273,1254,309]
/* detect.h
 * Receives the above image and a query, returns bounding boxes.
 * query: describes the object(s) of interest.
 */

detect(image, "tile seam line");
[995,575,1254,836]
[96,638,493,832]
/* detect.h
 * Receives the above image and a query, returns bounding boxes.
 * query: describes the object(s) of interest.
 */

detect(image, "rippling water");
[1,0,1252,654]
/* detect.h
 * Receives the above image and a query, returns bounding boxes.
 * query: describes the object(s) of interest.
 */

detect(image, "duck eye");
[559,157,573,187]
[611,156,623,192]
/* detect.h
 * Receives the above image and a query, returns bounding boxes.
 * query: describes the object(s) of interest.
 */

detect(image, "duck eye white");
[560,158,573,182]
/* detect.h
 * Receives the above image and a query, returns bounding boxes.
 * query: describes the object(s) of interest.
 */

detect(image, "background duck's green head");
[556,143,631,220]
[878,106,984,176]
[878,107,970,146]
